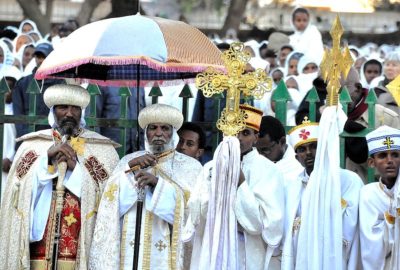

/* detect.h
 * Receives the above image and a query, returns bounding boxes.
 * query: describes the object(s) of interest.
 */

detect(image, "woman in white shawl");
[18,19,39,34]
[359,58,383,89]
[289,7,324,65]
[12,33,34,55]
[283,51,304,77]
[14,43,35,73]
[0,39,15,77]
[370,51,400,114]
[296,55,319,97]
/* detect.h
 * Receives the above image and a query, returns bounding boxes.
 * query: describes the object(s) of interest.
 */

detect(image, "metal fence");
[0,77,377,202]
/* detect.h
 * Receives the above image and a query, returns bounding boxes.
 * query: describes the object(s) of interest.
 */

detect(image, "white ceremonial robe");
[2,103,16,198]
[186,148,285,270]
[289,24,324,64]
[0,129,119,270]
[276,144,303,190]
[359,180,398,270]
[89,151,203,270]
[281,169,363,270]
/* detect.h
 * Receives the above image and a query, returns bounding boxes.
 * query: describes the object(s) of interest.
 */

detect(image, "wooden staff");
[51,136,68,270]
[127,149,174,270]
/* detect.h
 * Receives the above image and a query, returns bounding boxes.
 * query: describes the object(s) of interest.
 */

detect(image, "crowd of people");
[0,5,400,270]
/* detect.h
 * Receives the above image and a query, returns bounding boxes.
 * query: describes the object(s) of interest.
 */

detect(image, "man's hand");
[2,158,12,173]
[135,171,158,189]
[48,143,77,170]
[128,154,157,170]
[238,169,245,188]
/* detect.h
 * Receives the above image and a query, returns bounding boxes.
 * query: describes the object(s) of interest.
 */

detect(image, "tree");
[106,0,146,18]
[16,0,105,35]
[221,0,249,35]
[16,0,54,34]
[76,0,105,27]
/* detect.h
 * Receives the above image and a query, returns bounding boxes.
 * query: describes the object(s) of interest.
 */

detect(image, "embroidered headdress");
[44,84,90,109]
[288,117,319,150]
[239,104,263,132]
[366,125,400,155]
[138,103,183,129]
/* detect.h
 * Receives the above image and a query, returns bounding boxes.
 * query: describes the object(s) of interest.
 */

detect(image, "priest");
[0,84,120,270]
[282,119,363,270]
[184,104,284,270]
[359,125,400,270]
[89,104,203,270]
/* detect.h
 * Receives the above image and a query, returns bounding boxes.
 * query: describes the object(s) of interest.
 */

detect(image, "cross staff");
[320,15,354,106]
[195,42,272,136]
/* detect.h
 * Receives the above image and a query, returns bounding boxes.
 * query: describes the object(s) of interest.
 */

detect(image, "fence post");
[86,84,101,130]
[118,87,132,157]
[339,87,351,168]
[26,79,40,133]
[272,80,291,127]
[148,85,162,105]
[365,89,378,183]
[305,87,320,122]
[0,77,10,201]
[179,84,193,122]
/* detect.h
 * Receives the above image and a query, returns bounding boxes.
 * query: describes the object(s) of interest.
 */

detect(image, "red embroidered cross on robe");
[30,190,81,270]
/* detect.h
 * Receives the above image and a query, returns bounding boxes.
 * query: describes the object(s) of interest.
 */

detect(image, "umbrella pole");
[133,185,144,270]
[133,65,143,270]
[136,64,140,151]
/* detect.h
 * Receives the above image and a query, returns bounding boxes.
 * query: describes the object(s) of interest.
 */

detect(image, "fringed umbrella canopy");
[36,14,224,87]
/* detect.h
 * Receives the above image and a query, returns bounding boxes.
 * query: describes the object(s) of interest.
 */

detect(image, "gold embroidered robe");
[0,129,119,270]
[89,150,202,270]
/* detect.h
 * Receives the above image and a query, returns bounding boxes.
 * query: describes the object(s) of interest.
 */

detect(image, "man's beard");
[58,117,79,136]
[147,136,175,154]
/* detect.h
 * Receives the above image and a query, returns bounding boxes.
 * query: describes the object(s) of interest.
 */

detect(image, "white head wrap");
[138,103,183,130]
[366,125,400,156]
[44,84,90,109]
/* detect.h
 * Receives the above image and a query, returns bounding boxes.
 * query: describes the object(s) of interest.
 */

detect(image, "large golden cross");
[195,42,272,136]
[320,15,354,106]
[386,75,400,106]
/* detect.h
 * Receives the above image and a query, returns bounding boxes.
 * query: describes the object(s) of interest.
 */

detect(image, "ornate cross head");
[320,15,354,106]
[386,75,400,106]
[195,42,272,136]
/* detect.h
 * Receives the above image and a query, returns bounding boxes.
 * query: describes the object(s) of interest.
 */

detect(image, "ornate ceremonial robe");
[281,169,363,270]
[185,148,285,270]
[0,129,119,270]
[359,178,400,270]
[89,150,202,270]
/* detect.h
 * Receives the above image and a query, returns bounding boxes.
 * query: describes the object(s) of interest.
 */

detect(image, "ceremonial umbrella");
[35,14,224,87]
[35,13,224,270]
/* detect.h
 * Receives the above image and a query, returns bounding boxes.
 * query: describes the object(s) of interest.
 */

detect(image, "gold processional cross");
[195,42,272,136]
[319,15,354,106]
[386,75,400,107]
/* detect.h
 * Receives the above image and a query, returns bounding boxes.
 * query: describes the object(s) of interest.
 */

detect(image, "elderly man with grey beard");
[90,104,203,270]
[0,84,120,270]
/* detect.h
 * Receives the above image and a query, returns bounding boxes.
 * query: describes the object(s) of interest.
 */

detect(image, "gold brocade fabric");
[30,191,81,269]
[0,129,119,270]
[89,150,203,270]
